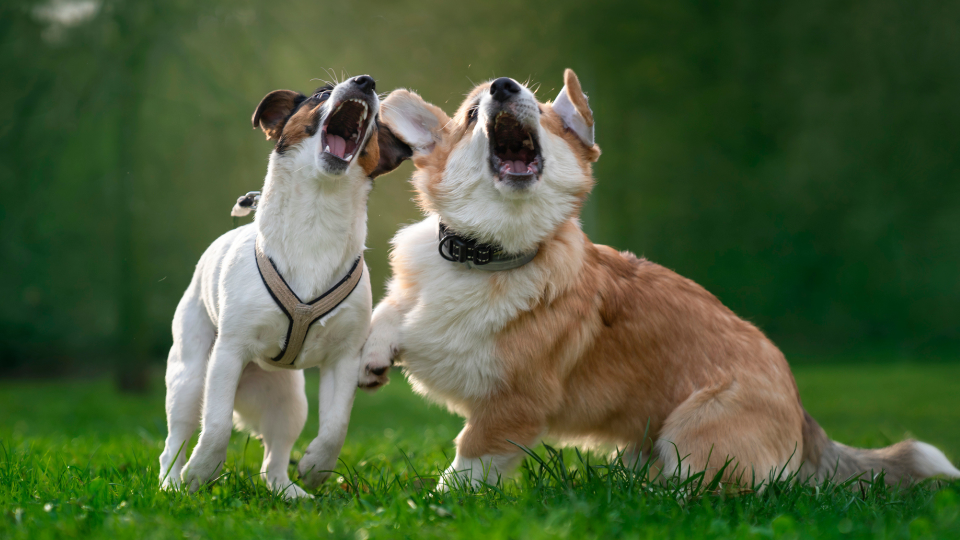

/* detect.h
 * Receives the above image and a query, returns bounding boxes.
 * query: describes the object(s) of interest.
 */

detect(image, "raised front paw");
[181,450,224,493]
[358,338,396,391]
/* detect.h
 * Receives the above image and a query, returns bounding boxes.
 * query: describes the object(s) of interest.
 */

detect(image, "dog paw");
[160,473,182,491]
[298,450,337,489]
[181,452,224,493]
[274,481,314,500]
[358,340,395,390]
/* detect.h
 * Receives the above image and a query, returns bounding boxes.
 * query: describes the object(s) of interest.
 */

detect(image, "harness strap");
[255,239,364,369]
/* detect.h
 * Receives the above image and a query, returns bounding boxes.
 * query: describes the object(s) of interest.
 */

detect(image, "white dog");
[159,75,406,498]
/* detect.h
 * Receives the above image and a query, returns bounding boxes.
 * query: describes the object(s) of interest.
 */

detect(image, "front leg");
[181,339,246,492]
[298,352,359,488]
[359,288,409,389]
[438,396,546,491]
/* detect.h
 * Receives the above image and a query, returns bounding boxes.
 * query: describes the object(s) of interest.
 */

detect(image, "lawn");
[1,361,959,539]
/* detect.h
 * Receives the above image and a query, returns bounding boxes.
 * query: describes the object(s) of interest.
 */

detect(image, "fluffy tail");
[800,410,960,485]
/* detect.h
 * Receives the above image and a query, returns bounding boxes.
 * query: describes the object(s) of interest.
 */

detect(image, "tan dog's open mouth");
[321,99,370,164]
[489,111,542,182]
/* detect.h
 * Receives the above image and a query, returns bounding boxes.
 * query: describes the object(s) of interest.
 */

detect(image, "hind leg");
[159,289,215,489]
[233,363,310,499]
[654,378,805,487]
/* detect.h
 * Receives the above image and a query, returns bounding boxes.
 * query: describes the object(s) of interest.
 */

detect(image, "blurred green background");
[2,0,959,379]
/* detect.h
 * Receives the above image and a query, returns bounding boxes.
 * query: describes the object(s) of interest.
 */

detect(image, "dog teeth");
[345,153,353,161]
[324,145,330,153]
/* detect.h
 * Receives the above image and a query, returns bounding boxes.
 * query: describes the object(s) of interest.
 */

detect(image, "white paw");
[436,465,478,492]
[160,471,182,490]
[181,450,224,493]
[298,449,338,489]
[358,338,395,390]
[273,481,314,500]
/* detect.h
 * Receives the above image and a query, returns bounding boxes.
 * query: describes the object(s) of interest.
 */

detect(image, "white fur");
[437,452,522,491]
[159,81,386,498]
[553,86,594,145]
[379,93,442,153]
[364,77,594,483]
[913,441,960,479]
[426,84,590,255]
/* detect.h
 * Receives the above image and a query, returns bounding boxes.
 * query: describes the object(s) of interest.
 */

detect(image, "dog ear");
[252,89,306,141]
[379,90,450,157]
[369,122,413,178]
[552,69,595,146]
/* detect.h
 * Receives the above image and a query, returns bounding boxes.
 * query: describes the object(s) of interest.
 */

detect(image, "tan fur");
[540,106,601,165]
[358,130,380,177]
[798,413,931,484]
[466,229,806,483]
[562,68,594,127]
[276,103,321,152]
[383,70,959,487]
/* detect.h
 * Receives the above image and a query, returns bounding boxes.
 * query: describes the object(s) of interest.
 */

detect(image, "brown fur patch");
[275,100,321,154]
[563,68,594,127]
[448,227,809,483]
[252,89,304,141]
[357,130,380,177]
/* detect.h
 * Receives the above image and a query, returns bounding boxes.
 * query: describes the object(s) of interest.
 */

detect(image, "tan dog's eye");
[467,104,479,124]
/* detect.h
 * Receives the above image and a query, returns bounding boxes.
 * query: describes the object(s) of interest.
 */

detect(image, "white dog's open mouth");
[489,111,542,181]
[321,99,370,163]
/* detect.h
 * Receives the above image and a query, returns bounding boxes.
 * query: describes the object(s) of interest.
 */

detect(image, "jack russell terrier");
[159,75,407,498]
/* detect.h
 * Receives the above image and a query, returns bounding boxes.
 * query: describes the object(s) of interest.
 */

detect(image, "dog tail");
[800,410,960,485]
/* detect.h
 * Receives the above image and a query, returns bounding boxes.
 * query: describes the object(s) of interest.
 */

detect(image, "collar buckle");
[438,221,535,271]
[441,234,490,266]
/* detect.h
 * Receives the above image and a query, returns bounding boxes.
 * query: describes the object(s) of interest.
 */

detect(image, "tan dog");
[364,69,960,488]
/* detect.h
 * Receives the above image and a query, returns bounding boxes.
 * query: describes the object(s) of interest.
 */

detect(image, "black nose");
[490,77,521,102]
[369,366,388,376]
[352,75,376,93]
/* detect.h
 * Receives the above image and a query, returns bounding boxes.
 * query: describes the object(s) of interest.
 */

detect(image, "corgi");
[159,75,407,498]
[363,69,960,489]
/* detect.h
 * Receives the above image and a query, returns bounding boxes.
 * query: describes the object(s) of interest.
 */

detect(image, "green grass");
[1,362,959,539]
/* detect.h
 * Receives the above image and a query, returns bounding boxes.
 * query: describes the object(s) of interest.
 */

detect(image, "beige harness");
[255,239,364,369]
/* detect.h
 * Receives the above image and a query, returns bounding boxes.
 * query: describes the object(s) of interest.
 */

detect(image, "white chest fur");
[202,149,373,372]
[394,217,548,413]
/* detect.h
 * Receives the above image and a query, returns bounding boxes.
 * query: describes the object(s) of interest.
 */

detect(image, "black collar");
[437,221,538,271]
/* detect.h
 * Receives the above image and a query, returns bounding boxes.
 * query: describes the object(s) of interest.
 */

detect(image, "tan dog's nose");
[490,77,520,102]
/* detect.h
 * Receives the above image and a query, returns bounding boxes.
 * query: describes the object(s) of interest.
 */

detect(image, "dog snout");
[351,75,376,93]
[368,365,388,376]
[490,77,521,102]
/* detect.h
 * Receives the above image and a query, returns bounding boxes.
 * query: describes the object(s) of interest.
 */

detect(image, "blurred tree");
[1,0,957,380]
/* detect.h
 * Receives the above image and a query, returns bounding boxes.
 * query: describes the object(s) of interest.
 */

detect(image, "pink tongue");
[512,160,527,173]
[326,134,346,158]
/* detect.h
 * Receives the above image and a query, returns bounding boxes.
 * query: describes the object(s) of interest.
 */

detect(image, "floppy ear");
[252,89,305,141]
[369,122,413,178]
[379,90,450,157]
[552,69,595,146]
